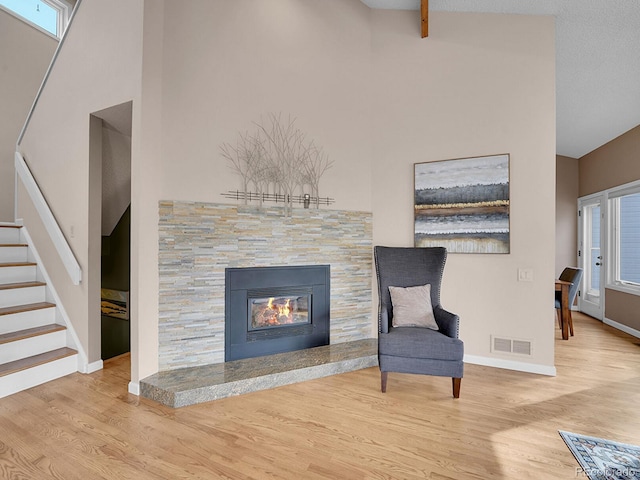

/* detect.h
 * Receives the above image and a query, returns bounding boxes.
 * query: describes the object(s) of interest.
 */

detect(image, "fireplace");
[225,265,330,361]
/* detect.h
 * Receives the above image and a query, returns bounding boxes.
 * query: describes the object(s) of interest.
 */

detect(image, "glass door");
[578,195,605,320]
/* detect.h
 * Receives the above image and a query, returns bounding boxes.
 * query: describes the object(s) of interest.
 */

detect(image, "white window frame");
[606,179,640,296]
[43,0,71,38]
[0,0,71,39]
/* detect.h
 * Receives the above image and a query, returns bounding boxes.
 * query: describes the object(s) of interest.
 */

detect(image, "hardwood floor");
[1,312,639,479]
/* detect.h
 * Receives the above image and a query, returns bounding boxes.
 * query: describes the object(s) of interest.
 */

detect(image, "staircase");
[0,224,78,398]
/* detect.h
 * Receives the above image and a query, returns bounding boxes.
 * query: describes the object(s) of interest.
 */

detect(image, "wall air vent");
[493,337,512,353]
[513,340,532,356]
[491,336,532,356]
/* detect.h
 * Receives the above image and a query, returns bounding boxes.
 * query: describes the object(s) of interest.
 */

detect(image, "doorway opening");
[90,101,132,361]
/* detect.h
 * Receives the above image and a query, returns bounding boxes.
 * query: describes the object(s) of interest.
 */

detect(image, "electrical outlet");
[518,268,533,282]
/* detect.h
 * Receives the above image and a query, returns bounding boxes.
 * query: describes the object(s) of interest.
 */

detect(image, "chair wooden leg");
[568,310,574,336]
[381,371,388,393]
[452,378,461,398]
[556,309,562,329]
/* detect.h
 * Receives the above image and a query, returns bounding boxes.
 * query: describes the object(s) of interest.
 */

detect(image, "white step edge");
[0,285,46,308]
[0,307,56,335]
[0,329,67,363]
[0,354,77,399]
[0,227,21,244]
[0,265,37,284]
[0,246,28,263]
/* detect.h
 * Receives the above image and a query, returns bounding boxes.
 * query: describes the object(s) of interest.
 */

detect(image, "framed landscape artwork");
[100,288,130,320]
[414,154,510,254]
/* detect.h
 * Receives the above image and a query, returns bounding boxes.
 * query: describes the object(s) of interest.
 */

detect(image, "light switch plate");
[518,268,533,282]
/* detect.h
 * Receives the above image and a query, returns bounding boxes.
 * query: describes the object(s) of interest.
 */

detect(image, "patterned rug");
[559,431,640,480]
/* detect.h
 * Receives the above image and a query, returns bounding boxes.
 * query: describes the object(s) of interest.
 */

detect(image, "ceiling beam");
[421,0,429,38]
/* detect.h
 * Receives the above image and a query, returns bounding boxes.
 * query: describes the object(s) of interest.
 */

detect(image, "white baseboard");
[464,354,557,376]
[82,359,103,374]
[128,382,140,396]
[604,317,640,339]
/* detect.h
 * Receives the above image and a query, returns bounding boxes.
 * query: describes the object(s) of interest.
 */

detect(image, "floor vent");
[491,336,532,356]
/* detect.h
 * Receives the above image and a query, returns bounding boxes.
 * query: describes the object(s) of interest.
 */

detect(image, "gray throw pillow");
[389,284,438,330]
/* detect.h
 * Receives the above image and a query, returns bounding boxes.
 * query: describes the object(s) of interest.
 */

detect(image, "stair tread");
[0,281,46,291]
[0,302,56,316]
[0,324,66,345]
[0,347,76,377]
[0,225,21,229]
[0,244,27,247]
[0,262,37,268]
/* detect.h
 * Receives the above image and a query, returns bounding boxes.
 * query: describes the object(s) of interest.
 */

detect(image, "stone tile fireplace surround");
[157,201,373,371]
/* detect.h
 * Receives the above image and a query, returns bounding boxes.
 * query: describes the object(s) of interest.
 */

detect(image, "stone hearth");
[140,338,377,408]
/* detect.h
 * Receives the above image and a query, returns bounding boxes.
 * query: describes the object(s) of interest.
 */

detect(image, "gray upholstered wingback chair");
[374,246,464,398]
[555,267,583,336]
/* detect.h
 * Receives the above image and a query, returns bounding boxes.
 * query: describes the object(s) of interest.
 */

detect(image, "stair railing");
[14,152,82,285]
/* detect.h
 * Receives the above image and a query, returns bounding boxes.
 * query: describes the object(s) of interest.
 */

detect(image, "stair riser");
[0,309,56,335]
[0,265,37,284]
[0,228,20,244]
[0,285,46,308]
[0,330,67,364]
[0,230,81,397]
[0,246,28,263]
[0,354,77,399]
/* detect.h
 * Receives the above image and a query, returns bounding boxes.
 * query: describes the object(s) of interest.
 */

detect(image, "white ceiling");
[362,0,640,159]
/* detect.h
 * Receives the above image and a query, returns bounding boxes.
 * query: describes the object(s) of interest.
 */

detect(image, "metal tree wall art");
[220,113,334,215]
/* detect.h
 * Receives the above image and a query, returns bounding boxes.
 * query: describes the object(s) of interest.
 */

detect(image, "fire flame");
[252,296,308,329]
[261,297,293,325]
